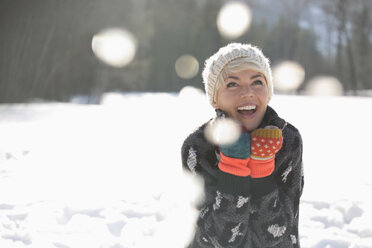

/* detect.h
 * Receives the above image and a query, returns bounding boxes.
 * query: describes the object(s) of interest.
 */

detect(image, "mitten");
[218,129,251,177]
[249,128,283,178]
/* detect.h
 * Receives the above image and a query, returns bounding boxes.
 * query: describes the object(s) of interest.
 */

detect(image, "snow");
[1,90,372,248]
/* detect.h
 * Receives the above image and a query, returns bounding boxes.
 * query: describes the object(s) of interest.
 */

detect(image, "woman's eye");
[252,80,263,86]
[226,82,238,88]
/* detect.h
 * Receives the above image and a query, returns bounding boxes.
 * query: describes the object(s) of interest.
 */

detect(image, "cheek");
[258,89,270,104]
[215,91,230,108]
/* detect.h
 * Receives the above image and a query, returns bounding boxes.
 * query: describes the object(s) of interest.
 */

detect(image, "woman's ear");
[212,100,218,109]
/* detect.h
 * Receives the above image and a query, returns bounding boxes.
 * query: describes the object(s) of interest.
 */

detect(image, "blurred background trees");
[1,0,371,103]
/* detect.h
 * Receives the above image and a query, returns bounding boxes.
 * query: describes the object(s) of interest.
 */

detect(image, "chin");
[244,124,258,132]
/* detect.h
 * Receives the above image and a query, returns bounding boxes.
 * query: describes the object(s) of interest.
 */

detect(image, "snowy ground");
[1,89,372,248]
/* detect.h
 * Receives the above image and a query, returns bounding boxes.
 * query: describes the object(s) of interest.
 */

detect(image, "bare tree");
[319,0,366,94]
[351,0,372,91]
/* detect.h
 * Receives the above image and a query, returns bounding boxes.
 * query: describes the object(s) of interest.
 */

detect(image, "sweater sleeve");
[249,123,304,247]
[181,127,254,247]
[181,123,304,247]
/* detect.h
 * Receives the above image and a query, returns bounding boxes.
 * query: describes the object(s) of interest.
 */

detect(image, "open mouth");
[237,105,257,117]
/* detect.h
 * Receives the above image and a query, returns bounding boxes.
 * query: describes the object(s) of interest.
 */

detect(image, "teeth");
[238,105,256,111]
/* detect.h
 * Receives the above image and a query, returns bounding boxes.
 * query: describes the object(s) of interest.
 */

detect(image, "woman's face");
[213,69,269,132]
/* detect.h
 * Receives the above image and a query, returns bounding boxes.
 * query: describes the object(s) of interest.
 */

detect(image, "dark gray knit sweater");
[181,106,304,248]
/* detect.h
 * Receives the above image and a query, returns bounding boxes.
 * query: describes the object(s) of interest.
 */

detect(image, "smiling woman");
[182,43,304,247]
[213,69,269,132]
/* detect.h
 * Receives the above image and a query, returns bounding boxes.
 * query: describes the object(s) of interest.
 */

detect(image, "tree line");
[0,0,371,103]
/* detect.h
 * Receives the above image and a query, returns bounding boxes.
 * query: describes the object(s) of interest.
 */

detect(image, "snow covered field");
[1,90,372,248]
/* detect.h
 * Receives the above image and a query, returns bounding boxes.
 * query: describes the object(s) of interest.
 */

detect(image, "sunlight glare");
[305,76,343,96]
[217,2,252,40]
[179,86,204,98]
[92,28,137,68]
[204,118,241,146]
[175,55,199,79]
[273,61,305,92]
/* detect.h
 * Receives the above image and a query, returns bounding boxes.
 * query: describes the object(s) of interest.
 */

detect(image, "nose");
[240,85,254,98]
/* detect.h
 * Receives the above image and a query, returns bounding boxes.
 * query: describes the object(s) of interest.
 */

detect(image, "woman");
[181,43,304,247]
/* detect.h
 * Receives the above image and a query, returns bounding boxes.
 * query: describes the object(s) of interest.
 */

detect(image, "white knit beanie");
[202,43,273,106]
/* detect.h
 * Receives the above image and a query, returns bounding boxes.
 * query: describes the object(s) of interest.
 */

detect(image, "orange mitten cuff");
[249,157,275,178]
[218,153,251,177]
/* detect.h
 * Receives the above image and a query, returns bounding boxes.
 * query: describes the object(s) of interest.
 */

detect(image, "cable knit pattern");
[181,106,304,247]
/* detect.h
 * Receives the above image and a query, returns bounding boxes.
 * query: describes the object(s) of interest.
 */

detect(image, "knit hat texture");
[202,43,273,106]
